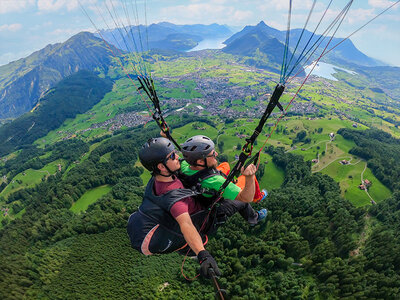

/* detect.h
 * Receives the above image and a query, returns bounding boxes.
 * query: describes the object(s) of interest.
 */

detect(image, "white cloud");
[188,0,235,3]
[37,0,80,12]
[160,3,253,25]
[368,0,396,9]
[265,0,314,11]
[0,0,34,14]
[0,23,23,32]
[49,27,87,36]
[345,8,375,24]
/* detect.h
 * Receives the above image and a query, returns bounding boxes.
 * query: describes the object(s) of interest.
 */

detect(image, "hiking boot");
[257,208,268,223]
[251,208,268,226]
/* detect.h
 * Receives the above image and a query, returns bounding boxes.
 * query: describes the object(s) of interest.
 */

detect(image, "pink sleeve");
[170,198,191,219]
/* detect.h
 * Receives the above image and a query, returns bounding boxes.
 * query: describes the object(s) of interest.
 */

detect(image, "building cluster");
[359,179,372,190]
[1,207,9,217]
[57,112,149,140]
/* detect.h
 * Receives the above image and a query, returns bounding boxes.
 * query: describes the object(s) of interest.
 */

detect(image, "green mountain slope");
[222,24,291,73]
[0,32,112,119]
[226,21,383,68]
[0,71,112,156]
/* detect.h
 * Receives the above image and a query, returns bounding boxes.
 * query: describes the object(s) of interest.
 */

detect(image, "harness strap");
[137,75,182,151]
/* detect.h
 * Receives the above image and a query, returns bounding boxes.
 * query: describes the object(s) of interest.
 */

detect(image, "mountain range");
[0,71,112,156]
[99,22,232,52]
[0,21,396,122]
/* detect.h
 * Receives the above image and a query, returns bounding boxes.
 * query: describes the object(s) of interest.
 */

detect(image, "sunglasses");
[207,151,217,158]
[166,150,178,161]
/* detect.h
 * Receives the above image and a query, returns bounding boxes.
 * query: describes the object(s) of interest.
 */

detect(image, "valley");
[1,21,400,298]
[1,49,398,226]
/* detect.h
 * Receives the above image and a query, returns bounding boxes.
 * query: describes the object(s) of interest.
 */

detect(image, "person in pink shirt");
[127,137,220,278]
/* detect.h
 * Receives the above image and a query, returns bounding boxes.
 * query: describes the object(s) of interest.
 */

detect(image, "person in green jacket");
[180,135,267,226]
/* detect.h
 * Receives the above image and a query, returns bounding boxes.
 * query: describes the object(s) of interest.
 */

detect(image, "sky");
[0,0,399,67]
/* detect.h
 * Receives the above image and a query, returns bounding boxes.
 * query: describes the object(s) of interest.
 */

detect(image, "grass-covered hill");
[0,71,112,156]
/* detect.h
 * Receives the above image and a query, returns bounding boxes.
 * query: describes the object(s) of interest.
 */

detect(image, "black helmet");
[181,135,215,165]
[139,137,175,173]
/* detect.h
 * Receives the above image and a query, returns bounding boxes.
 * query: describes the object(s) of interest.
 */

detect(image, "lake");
[305,61,357,81]
[187,37,228,52]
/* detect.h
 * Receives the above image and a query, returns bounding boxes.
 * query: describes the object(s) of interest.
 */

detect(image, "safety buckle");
[242,142,253,155]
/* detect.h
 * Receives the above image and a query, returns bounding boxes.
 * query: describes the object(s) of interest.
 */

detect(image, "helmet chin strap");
[159,162,177,177]
[192,158,208,168]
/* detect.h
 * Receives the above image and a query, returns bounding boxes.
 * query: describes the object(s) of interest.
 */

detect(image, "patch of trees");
[292,130,311,145]
[0,127,152,299]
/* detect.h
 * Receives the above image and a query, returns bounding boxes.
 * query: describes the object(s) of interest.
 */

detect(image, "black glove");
[197,250,221,279]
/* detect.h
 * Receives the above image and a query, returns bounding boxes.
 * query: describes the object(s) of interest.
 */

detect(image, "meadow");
[70,185,113,213]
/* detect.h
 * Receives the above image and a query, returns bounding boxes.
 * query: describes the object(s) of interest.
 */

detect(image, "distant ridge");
[99,22,232,52]
[222,21,296,73]
[225,21,385,69]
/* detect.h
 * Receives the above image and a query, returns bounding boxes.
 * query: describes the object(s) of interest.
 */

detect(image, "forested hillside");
[1,120,400,298]
[0,71,112,156]
[338,128,400,191]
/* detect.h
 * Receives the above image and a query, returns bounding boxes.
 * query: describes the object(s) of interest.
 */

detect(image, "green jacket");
[180,160,241,201]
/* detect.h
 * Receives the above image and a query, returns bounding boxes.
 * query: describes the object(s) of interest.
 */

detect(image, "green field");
[0,159,68,226]
[70,185,112,213]
[258,153,285,190]
[0,159,65,199]
[168,117,392,206]
[319,159,392,207]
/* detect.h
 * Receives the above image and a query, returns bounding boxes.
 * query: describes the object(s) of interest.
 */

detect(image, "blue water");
[305,62,356,81]
[187,37,228,52]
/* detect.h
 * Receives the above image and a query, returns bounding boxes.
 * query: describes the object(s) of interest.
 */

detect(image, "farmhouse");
[363,179,371,186]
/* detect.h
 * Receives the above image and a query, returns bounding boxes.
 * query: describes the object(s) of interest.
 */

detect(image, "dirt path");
[286,139,331,154]
[350,213,371,257]
[312,156,351,173]
[361,162,375,204]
